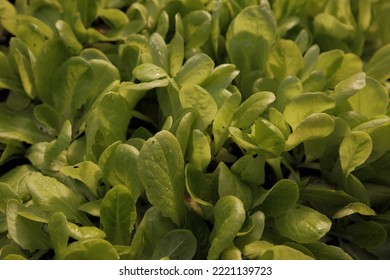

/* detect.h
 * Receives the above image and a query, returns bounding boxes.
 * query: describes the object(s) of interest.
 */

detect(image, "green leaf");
[275,204,332,243]
[300,185,357,216]
[174,53,214,86]
[85,92,132,160]
[149,32,168,71]
[188,129,211,171]
[333,202,376,219]
[202,64,239,96]
[212,92,241,153]
[48,212,69,259]
[268,107,291,139]
[284,92,335,130]
[221,245,242,260]
[327,53,363,88]
[33,104,61,133]
[60,161,102,198]
[100,8,129,28]
[242,240,274,260]
[185,164,218,209]
[232,91,276,129]
[0,182,19,212]
[133,63,168,82]
[25,122,70,173]
[231,155,265,187]
[344,221,387,248]
[255,179,299,217]
[67,223,106,241]
[342,175,370,207]
[229,127,259,152]
[273,76,303,112]
[285,113,335,151]
[348,77,389,118]
[77,0,98,27]
[171,109,203,156]
[303,242,352,260]
[55,20,83,54]
[101,144,142,200]
[63,239,119,260]
[268,39,304,80]
[217,162,253,211]
[0,164,34,200]
[25,172,90,225]
[366,44,390,82]
[302,71,326,92]
[121,79,169,91]
[78,200,102,217]
[156,10,169,38]
[261,245,314,260]
[299,44,320,78]
[33,38,72,105]
[235,211,265,249]
[138,131,186,226]
[251,119,286,156]
[339,131,372,176]
[332,72,366,102]
[42,120,72,171]
[314,13,355,40]
[226,5,277,75]
[179,84,218,128]
[84,58,120,105]
[100,185,136,245]
[314,49,344,79]
[13,47,34,98]
[0,105,52,144]
[208,196,246,260]
[183,10,212,50]
[130,207,177,260]
[168,32,184,77]
[152,229,197,260]
[6,200,50,252]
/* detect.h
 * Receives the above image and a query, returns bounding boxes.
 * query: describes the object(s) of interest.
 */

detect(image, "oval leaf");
[339,131,372,175]
[100,185,136,245]
[256,179,299,217]
[284,92,335,130]
[179,84,218,128]
[138,131,186,226]
[275,204,332,243]
[344,221,387,248]
[174,53,214,86]
[152,229,197,260]
[285,113,335,151]
[208,196,246,260]
[232,91,276,129]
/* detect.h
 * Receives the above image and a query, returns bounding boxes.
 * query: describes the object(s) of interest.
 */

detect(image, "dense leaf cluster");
[1,0,390,260]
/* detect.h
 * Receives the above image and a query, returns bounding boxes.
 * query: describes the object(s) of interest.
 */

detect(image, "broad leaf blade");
[208,196,246,260]
[152,229,197,260]
[339,131,372,176]
[138,131,186,226]
[25,172,90,225]
[275,204,332,243]
[6,199,51,252]
[100,185,136,245]
[179,84,218,128]
[232,91,275,129]
[285,113,335,151]
[256,179,299,217]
